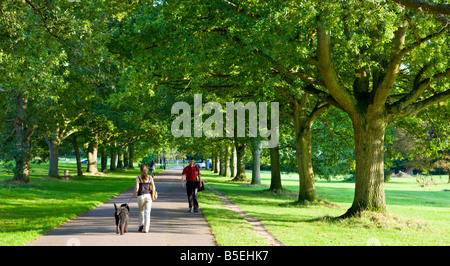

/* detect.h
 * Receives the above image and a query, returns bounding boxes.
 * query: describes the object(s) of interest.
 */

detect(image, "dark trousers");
[186,181,199,210]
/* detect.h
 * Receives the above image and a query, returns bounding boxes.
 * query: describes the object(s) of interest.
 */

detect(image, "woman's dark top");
[137,176,151,196]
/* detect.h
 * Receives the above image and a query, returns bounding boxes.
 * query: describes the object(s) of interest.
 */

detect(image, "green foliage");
[1,160,15,175]
[140,151,158,166]
[311,108,355,180]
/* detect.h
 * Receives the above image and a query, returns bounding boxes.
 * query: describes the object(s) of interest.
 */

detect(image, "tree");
[0,1,68,182]
[204,0,449,216]
[276,87,331,202]
[308,1,449,216]
[0,0,123,181]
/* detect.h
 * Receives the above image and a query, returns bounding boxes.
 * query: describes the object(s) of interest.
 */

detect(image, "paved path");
[28,168,216,246]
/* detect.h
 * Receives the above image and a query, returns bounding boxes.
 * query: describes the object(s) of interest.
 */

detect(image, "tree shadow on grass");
[301,210,432,232]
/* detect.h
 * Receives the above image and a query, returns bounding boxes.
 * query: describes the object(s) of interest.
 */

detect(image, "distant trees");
[0,0,170,181]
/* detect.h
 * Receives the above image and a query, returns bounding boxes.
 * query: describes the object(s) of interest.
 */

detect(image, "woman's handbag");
[150,177,158,200]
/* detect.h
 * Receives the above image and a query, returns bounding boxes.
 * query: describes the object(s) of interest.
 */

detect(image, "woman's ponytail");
[140,164,149,181]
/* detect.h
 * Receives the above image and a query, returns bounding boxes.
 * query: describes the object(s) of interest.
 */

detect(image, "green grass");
[199,189,268,246]
[0,162,162,246]
[200,170,450,246]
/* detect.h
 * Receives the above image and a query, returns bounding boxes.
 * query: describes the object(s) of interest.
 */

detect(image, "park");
[0,0,449,247]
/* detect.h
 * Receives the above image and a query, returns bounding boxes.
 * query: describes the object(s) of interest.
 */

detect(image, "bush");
[140,152,157,167]
[2,160,15,174]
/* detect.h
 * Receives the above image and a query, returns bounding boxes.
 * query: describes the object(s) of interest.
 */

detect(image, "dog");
[114,203,130,235]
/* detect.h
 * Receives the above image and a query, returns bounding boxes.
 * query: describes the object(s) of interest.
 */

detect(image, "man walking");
[181,158,202,213]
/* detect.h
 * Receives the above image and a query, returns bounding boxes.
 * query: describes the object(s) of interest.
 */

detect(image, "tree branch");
[388,88,450,121]
[287,70,325,87]
[305,100,331,127]
[316,16,356,115]
[301,84,343,110]
[373,20,409,108]
[388,66,450,117]
[273,85,296,105]
[390,0,450,16]
[398,22,449,60]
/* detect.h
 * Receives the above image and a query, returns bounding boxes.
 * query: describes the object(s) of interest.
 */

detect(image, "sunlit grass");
[200,170,450,246]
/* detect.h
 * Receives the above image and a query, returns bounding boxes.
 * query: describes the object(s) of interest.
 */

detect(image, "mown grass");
[199,189,268,246]
[0,162,162,246]
[200,170,450,246]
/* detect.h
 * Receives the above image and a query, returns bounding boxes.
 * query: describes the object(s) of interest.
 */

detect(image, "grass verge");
[198,187,269,246]
[200,170,450,246]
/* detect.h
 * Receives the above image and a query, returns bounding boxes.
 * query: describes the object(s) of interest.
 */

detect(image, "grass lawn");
[0,162,162,246]
[199,170,450,246]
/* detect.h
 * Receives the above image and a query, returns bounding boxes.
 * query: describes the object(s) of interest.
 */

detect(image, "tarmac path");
[28,168,216,246]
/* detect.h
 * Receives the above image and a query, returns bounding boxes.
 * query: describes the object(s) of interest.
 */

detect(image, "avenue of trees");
[1,0,449,218]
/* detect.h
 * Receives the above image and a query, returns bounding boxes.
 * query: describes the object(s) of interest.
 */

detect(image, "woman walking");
[131,164,156,233]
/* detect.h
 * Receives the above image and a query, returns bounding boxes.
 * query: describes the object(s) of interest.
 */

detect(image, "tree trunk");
[269,145,282,191]
[295,128,318,202]
[292,97,318,202]
[211,151,216,172]
[45,135,60,178]
[124,146,129,168]
[231,145,237,177]
[341,114,387,217]
[110,142,117,171]
[128,142,135,169]
[71,134,83,177]
[219,146,225,176]
[100,145,108,172]
[232,138,248,181]
[13,94,35,183]
[86,142,98,174]
[117,146,124,169]
[251,137,262,185]
[448,169,450,184]
[214,155,219,173]
[44,121,79,178]
[224,143,231,177]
